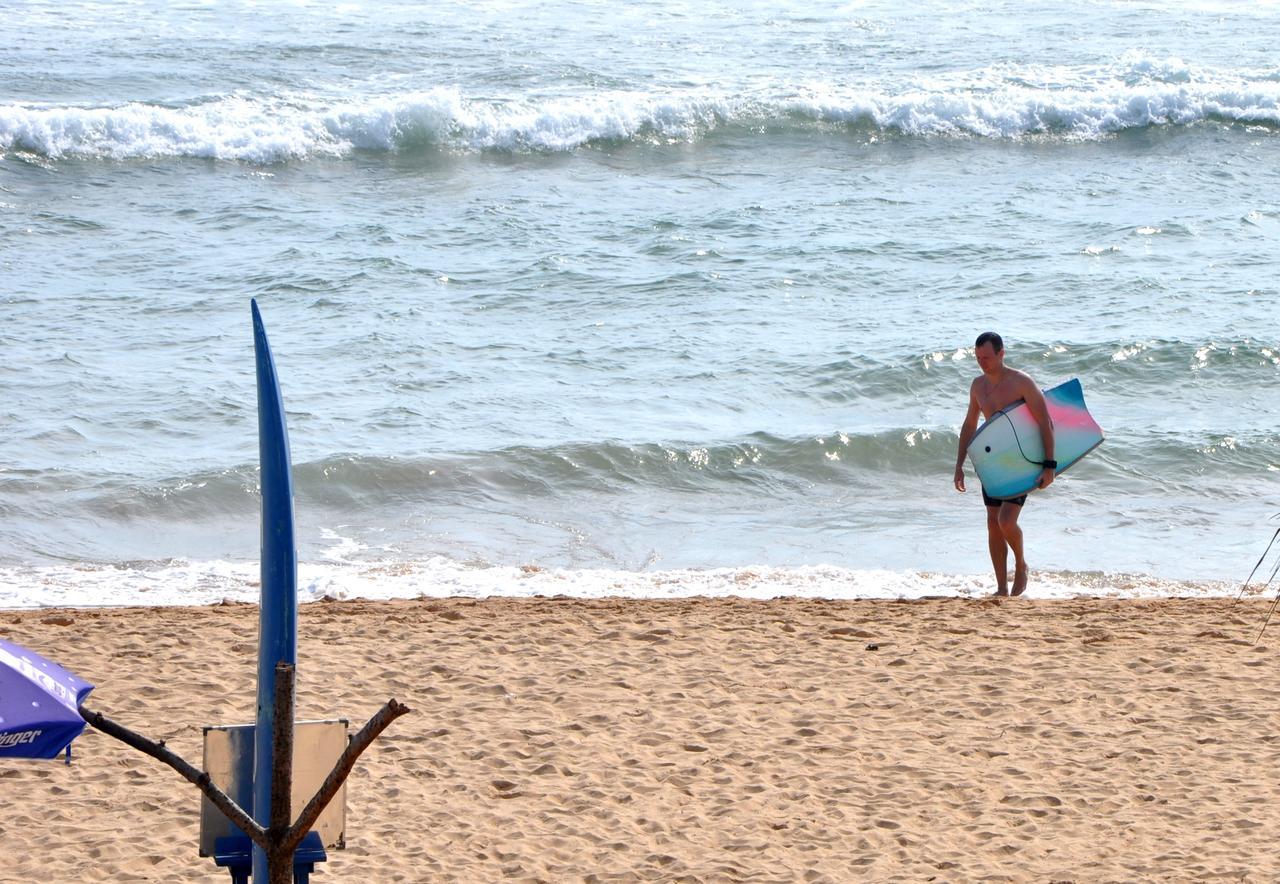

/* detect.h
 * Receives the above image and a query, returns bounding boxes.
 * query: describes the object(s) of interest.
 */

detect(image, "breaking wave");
[5,59,1280,162]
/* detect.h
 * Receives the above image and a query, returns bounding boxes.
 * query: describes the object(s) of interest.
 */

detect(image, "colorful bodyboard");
[967,377,1103,500]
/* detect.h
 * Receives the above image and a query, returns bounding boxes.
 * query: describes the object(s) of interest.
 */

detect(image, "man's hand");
[1037,466,1055,490]
[954,466,966,493]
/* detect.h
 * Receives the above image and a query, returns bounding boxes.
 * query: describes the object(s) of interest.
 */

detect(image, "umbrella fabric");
[0,639,94,759]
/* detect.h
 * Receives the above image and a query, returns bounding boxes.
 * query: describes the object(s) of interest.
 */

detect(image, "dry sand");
[3,595,1280,882]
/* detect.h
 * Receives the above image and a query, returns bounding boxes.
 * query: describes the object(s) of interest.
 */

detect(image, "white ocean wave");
[4,61,1280,162]
[0,557,1240,609]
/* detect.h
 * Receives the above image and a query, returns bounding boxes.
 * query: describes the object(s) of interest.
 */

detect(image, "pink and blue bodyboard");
[967,378,1103,500]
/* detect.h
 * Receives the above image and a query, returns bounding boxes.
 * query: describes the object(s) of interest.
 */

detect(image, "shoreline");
[4,595,1279,881]
[0,559,1247,609]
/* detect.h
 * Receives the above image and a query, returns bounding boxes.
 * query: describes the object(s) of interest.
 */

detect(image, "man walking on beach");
[953,332,1056,596]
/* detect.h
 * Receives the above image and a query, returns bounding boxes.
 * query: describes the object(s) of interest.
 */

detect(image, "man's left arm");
[1023,379,1056,489]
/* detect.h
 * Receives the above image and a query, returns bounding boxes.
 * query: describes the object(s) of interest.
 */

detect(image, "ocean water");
[2,0,1279,607]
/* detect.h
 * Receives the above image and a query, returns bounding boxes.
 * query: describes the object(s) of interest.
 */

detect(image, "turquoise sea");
[2,0,1279,605]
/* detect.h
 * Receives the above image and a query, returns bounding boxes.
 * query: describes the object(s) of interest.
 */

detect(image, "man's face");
[974,342,1003,374]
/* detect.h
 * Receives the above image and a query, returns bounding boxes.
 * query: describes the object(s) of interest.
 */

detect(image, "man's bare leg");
[986,505,1009,596]
[998,503,1028,596]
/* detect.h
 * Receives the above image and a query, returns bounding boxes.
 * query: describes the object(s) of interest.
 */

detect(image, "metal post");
[268,663,295,884]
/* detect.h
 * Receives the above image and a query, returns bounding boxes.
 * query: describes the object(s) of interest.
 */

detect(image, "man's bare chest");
[976,376,1024,419]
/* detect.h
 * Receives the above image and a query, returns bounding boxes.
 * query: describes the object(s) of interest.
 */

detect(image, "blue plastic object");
[0,638,94,760]
[214,831,327,884]
[250,300,299,882]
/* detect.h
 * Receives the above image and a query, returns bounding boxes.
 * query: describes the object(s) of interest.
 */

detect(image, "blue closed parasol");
[0,638,94,760]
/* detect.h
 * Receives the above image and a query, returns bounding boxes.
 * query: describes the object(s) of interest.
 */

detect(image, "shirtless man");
[953,332,1056,597]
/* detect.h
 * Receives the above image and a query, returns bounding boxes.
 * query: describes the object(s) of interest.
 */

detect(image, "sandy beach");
[3,594,1280,882]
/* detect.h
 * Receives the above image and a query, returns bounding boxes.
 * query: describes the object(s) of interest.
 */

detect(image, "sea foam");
[0,557,1240,609]
[4,61,1279,162]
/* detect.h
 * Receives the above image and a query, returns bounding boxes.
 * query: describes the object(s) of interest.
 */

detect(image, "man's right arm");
[954,385,980,492]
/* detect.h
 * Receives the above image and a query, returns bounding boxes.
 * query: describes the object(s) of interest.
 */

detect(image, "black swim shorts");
[982,487,1027,508]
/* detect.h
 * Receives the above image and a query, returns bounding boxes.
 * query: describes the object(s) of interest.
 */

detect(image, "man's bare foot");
[992,589,1009,597]
[1011,564,1029,597]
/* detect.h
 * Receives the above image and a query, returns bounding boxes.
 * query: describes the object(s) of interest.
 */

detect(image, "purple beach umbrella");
[0,638,94,760]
